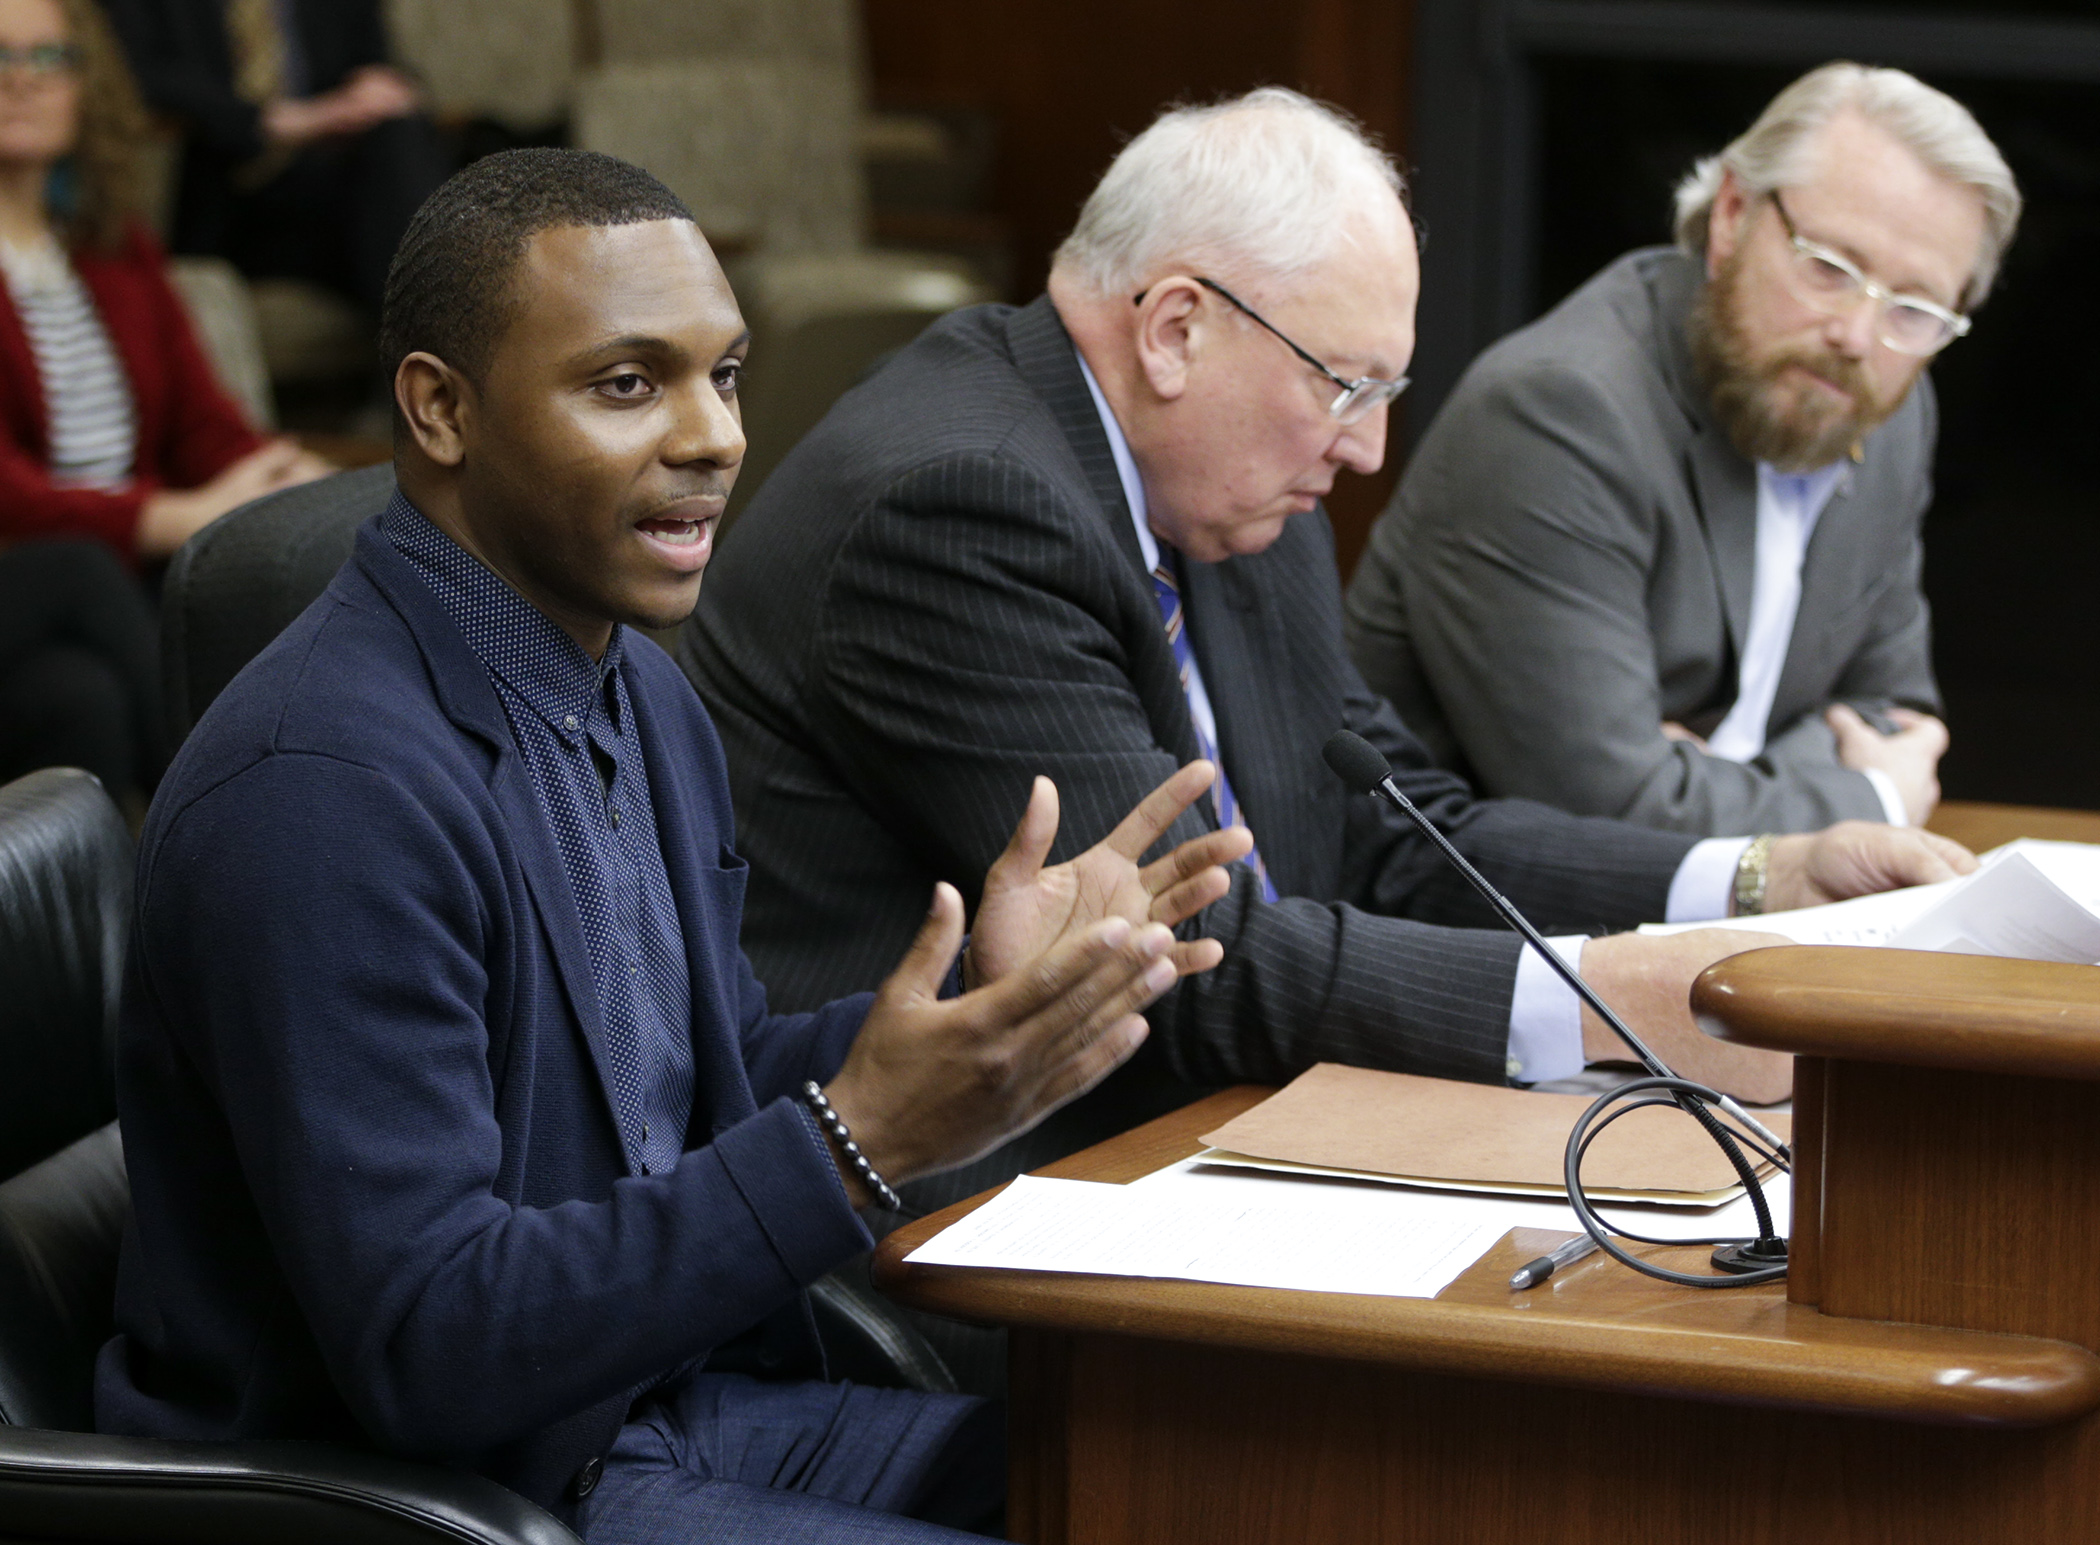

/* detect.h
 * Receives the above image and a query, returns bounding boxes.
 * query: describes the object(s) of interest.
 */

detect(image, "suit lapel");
[1006,298,1205,767]
[1687,428,1759,658]
[1007,296,1151,577]
[1652,256,1759,658]
[1773,469,1861,726]
[353,528,634,1154]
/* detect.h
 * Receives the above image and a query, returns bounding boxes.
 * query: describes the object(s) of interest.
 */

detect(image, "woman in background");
[0,0,326,812]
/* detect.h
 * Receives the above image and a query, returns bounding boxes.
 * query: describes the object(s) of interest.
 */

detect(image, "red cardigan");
[0,225,264,555]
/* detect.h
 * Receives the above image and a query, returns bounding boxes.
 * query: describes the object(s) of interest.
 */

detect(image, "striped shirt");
[0,234,137,490]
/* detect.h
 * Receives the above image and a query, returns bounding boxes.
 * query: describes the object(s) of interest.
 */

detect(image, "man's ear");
[1707,169,1751,280]
[396,351,473,468]
[1132,277,1205,403]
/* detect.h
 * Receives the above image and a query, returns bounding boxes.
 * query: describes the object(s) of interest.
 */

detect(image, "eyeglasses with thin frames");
[1132,276,1409,425]
[1766,192,1971,357]
[0,42,80,79]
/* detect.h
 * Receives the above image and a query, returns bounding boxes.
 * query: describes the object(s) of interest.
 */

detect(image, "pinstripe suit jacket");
[683,297,1697,1200]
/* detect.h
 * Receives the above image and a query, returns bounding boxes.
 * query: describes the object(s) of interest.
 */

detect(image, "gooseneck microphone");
[1321,729,1789,1287]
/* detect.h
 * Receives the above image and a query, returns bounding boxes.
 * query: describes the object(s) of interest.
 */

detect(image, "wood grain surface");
[1927,799,2100,852]
[1017,1330,2100,1545]
[897,801,2100,1542]
[1695,947,2100,1078]
[1816,1060,2100,1343]
[875,1090,2100,1426]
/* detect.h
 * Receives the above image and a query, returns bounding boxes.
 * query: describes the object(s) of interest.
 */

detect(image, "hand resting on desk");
[1580,824,1979,1105]
[1582,929,1795,1103]
[1765,819,1975,913]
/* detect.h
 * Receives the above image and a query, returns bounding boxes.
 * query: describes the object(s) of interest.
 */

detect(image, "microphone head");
[1322,730,1393,794]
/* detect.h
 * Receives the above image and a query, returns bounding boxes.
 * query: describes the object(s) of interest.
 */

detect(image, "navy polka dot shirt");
[386,493,695,1179]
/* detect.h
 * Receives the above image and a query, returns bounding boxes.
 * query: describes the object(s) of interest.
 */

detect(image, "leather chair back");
[162,463,397,743]
[0,771,129,1180]
[0,1125,124,1431]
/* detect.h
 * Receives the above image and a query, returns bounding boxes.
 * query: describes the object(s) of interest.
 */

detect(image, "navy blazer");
[96,520,874,1513]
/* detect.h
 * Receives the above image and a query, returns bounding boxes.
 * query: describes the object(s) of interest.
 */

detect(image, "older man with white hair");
[681,88,1969,1240]
[1347,63,2019,837]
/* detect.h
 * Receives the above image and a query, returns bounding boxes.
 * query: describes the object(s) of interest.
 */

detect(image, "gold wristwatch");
[1733,833,1776,916]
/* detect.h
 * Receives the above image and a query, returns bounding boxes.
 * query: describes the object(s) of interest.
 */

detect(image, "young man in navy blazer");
[95,150,1247,1543]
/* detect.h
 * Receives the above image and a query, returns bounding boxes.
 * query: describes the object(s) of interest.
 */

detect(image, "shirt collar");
[1075,348,1163,574]
[382,491,623,738]
[1755,458,1849,531]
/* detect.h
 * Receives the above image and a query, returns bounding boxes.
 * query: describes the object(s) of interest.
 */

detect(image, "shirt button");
[563,714,578,732]
[642,1122,650,1141]
[609,807,622,828]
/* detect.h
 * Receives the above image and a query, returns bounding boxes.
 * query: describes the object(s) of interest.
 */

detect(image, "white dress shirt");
[1075,351,1746,1082]
[1705,462,1908,826]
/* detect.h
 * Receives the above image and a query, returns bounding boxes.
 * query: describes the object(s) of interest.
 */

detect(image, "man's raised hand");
[964,762,1253,991]
[822,883,1181,1194]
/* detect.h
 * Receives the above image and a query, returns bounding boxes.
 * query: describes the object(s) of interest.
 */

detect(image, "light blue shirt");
[1075,350,1745,1083]
[1706,461,1907,826]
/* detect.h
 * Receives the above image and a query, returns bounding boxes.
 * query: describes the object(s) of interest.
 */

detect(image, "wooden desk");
[1927,798,2100,851]
[878,802,2100,1541]
[878,1088,2100,1544]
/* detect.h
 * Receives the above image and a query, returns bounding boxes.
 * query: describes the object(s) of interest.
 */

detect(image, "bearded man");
[1345,63,2019,836]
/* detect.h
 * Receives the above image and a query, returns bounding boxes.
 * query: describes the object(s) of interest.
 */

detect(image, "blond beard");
[1687,249,1915,473]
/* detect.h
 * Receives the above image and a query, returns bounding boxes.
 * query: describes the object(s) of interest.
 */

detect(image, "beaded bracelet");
[802,1081,903,1212]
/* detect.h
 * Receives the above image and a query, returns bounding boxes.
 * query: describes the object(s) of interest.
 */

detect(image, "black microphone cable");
[1321,730,1789,1289]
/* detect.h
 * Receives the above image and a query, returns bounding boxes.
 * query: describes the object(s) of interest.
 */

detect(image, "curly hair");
[50,0,155,252]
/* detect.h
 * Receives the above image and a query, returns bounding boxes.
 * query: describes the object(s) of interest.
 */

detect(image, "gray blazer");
[683,296,1695,1211]
[1345,248,1941,837]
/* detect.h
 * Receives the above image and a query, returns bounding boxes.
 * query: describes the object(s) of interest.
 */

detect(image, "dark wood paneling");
[1819,1060,2100,1349]
[1787,1054,1825,1308]
[1017,1331,2099,1545]
[861,0,1413,578]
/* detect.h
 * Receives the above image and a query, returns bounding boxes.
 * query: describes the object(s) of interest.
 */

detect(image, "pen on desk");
[1509,1232,1603,1292]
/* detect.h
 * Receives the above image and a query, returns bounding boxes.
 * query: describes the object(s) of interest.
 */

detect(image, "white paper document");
[904,1161,1791,1299]
[1888,852,2100,962]
[1638,839,2100,965]
[904,1172,1510,1299]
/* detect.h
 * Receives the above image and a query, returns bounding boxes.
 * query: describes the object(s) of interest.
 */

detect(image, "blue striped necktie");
[1149,554,1278,902]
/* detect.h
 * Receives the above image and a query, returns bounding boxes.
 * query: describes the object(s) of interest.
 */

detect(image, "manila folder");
[1201,1063,1788,1199]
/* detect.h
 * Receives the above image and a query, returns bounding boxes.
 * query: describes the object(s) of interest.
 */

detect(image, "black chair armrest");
[0,1427,578,1545]
[809,1269,956,1394]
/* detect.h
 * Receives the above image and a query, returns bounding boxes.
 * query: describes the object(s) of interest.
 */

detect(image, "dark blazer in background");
[683,296,1695,1207]
[100,0,388,164]
[98,521,872,1515]
[100,0,447,310]
[1344,248,1940,837]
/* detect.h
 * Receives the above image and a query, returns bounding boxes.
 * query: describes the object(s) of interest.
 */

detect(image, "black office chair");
[161,463,396,744]
[0,768,579,1543]
[156,471,958,1395]
[0,767,125,1179]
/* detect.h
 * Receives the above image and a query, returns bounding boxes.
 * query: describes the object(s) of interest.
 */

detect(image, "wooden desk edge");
[1927,800,2100,852]
[1694,947,2100,1078]
[874,1088,2100,1429]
